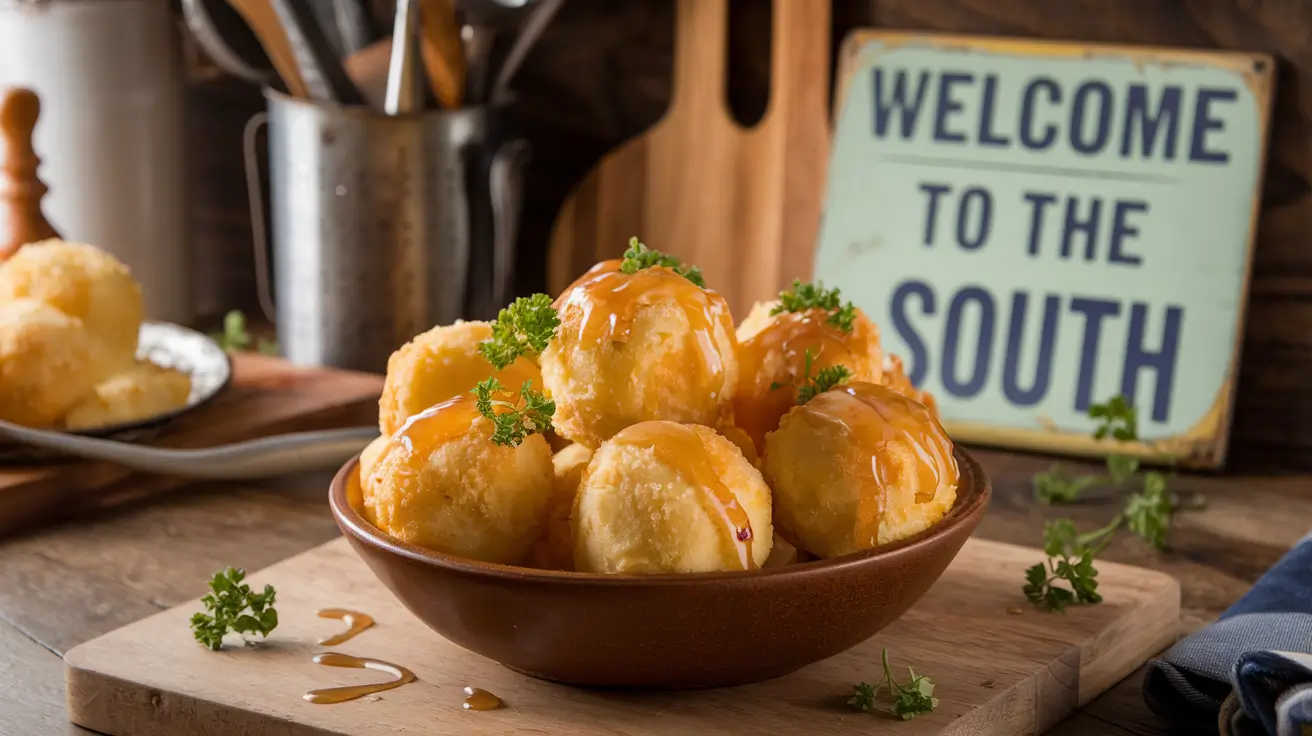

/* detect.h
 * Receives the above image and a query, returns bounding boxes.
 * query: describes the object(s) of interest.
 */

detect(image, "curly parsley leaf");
[619,237,705,287]
[847,681,878,712]
[1032,463,1097,505]
[771,280,857,332]
[847,650,937,720]
[190,567,278,650]
[479,293,560,369]
[1089,395,1138,442]
[1106,454,1141,486]
[473,377,555,446]
[211,310,278,355]
[1125,471,1172,550]
[770,349,853,405]
[1024,518,1116,612]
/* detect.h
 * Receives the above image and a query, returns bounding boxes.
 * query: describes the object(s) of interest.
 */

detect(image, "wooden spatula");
[226,0,309,98]
[416,0,466,108]
[546,0,831,317]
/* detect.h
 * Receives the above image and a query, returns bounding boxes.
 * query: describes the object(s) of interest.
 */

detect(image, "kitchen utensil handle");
[243,111,277,325]
[669,0,728,117]
[181,0,276,86]
[0,421,378,480]
[416,0,464,108]
[270,0,367,105]
[385,0,423,115]
[333,0,375,56]
[488,139,531,307]
[461,141,492,317]
[226,0,310,98]
[490,0,562,103]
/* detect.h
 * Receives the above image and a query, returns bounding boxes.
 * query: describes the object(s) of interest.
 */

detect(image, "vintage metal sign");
[814,33,1274,467]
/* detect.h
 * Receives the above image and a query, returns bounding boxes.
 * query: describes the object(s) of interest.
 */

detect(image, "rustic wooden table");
[1,448,1307,735]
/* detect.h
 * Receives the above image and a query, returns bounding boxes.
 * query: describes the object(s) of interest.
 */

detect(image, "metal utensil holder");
[244,89,527,374]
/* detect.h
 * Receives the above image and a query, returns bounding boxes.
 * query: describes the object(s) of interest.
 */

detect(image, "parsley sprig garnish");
[619,237,706,287]
[847,649,938,720]
[473,377,555,446]
[1026,395,1202,611]
[771,280,857,333]
[189,567,278,651]
[770,349,853,405]
[1023,519,1114,612]
[211,310,278,355]
[479,293,560,369]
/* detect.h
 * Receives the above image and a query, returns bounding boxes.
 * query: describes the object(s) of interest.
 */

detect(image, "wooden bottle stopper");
[0,87,59,260]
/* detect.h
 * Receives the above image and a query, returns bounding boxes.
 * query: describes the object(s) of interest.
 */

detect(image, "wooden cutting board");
[546,0,831,316]
[0,354,382,540]
[65,536,1180,735]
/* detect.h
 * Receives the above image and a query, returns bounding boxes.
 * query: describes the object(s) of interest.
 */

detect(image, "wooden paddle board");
[65,536,1180,735]
[546,0,831,317]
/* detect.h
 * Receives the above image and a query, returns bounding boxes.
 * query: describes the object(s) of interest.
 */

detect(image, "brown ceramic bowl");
[329,447,990,689]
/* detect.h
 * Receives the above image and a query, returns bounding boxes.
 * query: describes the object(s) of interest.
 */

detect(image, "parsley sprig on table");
[847,649,938,720]
[473,377,555,446]
[479,293,560,369]
[211,310,278,355]
[770,349,853,405]
[189,567,278,651]
[1023,519,1115,612]
[1025,395,1202,611]
[619,237,706,287]
[771,280,857,333]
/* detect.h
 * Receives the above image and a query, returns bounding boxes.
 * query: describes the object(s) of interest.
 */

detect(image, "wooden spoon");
[225,0,309,98]
[416,0,465,108]
[343,37,394,110]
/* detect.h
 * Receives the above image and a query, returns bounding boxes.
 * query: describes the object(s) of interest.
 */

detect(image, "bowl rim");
[329,445,992,586]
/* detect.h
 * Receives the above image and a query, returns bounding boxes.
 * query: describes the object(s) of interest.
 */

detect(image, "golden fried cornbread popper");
[540,241,739,448]
[0,240,198,431]
[351,238,965,573]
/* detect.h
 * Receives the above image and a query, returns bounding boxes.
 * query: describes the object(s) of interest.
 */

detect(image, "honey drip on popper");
[802,382,958,544]
[734,308,880,453]
[316,609,375,646]
[554,260,735,417]
[462,686,503,710]
[303,653,416,704]
[369,394,486,490]
[612,421,756,570]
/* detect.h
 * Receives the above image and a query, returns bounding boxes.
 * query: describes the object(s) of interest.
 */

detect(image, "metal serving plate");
[0,322,233,463]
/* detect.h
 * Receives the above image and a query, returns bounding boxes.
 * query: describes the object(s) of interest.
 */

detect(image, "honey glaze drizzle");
[554,259,734,379]
[462,686,503,711]
[734,309,878,451]
[371,394,487,489]
[612,421,756,570]
[804,382,959,543]
[303,653,416,704]
[316,609,375,646]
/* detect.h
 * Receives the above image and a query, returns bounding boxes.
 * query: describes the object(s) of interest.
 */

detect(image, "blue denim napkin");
[1143,532,1312,735]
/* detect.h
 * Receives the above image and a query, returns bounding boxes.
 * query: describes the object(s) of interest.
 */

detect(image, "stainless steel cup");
[244,89,525,374]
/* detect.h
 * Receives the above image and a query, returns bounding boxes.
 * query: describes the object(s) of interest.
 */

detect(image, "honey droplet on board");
[303,653,416,705]
[462,686,503,711]
[316,608,375,646]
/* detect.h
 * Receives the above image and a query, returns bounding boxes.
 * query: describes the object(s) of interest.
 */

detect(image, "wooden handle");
[0,88,58,260]
[344,37,394,110]
[669,0,728,117]
[416,0,465,108]
[226,0,309,98]
[764,0,831,285]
